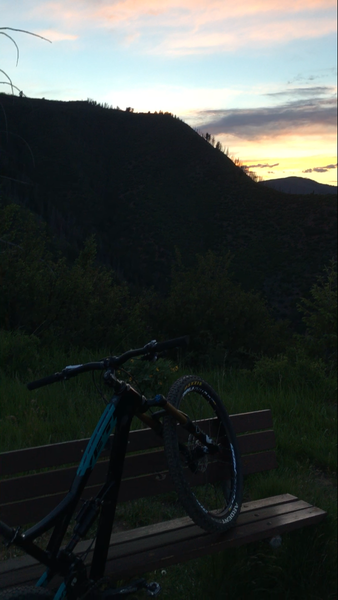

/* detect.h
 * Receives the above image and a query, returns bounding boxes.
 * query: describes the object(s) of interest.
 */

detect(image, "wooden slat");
[0,494,326,589]
[0,504,325,590]
[104,506,326,579]
[0,450,170,506]
[0,410,272,476]
[0,557,47,590]
[1,443,278,523]
[86,494,302,550]
[242,450,278,475]
[0,440,88,477]
[102,499,315,559]
[1,437,277,526]
[0,448,278,526]
[0,429,162,477]
[0,409,277,526]
[0,495,300,575]
[230,410,273,434]
[0,427,276,505]
[237,430,275,454]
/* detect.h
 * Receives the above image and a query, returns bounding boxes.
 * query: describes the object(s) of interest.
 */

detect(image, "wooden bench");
[0,409,326,590]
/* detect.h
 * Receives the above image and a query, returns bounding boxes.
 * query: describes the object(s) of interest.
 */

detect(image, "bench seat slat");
[96,499,315,560]
[0,494,326,589]
[100,493,300,546]
[105,505,326,579]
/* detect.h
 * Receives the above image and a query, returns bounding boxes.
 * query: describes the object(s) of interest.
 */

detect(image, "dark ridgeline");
[260,176,337,195]
[0,94,336,323]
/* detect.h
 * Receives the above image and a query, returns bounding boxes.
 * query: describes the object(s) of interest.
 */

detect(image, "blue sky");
[1,0,337,184]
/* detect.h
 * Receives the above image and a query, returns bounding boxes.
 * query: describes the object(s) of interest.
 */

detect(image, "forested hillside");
[0,93,336,327]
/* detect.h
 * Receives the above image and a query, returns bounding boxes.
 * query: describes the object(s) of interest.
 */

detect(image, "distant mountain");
[0,94,336,325]
[260,176,337,195]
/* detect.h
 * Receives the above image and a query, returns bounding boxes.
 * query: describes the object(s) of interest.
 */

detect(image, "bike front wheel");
[162,375,243,533]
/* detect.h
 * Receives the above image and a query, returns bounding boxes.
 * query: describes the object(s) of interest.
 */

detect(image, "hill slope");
[260,176,337,195]
[0,94,336,323]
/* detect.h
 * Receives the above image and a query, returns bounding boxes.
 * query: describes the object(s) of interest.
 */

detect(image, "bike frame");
[0,342,214,597]
[0,382,156,596]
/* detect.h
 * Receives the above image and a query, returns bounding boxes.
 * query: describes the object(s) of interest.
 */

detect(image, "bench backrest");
[0,409,276,527]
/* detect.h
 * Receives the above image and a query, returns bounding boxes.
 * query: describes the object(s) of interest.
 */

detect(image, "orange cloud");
[241,155,338,185]
[163,17,335,55]
[29,1,337,54]
[92,0,336,21]
[92,0,337,28]
[37,29,78,42]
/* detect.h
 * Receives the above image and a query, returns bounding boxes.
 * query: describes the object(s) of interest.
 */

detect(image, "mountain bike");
[0,337,243,599]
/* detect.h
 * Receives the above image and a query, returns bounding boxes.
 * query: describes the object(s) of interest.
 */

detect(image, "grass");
[146,367,337,600]
[0,346,181,450]
[0,352,336,599]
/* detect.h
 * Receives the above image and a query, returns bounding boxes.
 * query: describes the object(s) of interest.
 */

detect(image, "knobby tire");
[163,375,243,533]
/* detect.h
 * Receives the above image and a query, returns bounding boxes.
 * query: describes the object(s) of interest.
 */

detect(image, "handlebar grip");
[27,373,63,390]
[153,336,189,353]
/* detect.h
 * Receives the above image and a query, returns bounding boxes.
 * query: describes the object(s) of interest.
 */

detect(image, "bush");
[0,329,41,375]
[252,347,335,397]
[297,259,337,367]
[0,204,147,350]
[160,250,290,365]
[116,357,179,397]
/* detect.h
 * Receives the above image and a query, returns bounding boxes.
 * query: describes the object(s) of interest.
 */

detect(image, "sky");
[1,0,337,184]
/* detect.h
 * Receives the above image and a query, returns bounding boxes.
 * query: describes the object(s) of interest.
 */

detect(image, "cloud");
[265,86,336,99]
[165,16,335,55]
[197,95,337,140]
[242,163,279,169]
[303,163,338,173]
[37,30,78,42]
[25,0,337,54]
[287,69,337,85]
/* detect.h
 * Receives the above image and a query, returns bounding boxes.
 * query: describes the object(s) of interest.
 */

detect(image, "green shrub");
[116,357,179,397]
[0,329,41,375]
[297,259,337,366]
[252,347,335,396]
[0,204,147,350]
[160,250,290,365]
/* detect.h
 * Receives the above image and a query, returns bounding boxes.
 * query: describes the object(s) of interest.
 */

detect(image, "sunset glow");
[1,0,337,185]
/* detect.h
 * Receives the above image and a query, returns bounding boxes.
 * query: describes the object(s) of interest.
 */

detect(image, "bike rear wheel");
[162,375,243,533]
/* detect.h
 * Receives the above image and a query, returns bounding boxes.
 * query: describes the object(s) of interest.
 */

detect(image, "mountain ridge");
[260,176,337,195]
[0,94,336,325]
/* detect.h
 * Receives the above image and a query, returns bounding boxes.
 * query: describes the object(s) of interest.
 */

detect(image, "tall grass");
[147,366,337,600]
[0,345,181,451]
[0,351,336,598]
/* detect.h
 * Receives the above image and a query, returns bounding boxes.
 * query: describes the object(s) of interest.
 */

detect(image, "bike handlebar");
[151,336,189,353]
[27,363,105,390]
[27,336,189,391]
